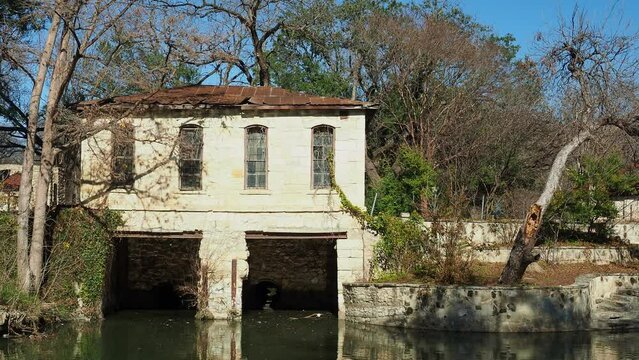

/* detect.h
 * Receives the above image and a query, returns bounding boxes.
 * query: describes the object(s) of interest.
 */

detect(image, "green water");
[2,310,639,359]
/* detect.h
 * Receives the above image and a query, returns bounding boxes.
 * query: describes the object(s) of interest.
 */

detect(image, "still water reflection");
[1,310,639,359]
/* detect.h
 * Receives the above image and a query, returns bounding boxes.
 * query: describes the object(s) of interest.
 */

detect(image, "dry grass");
[471,262,639,286]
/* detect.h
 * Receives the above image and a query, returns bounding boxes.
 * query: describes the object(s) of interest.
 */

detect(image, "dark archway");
[243,233,340,312]
[103,232,201,314]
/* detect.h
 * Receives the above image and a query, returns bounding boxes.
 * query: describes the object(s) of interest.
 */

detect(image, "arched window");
[312,125,334,189]
[179,125,203,190]
[245,125,267,189]
[112,123,135,187]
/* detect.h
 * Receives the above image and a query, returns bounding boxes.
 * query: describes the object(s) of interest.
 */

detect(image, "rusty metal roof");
[75,85,376,111]
[1,173,20,192]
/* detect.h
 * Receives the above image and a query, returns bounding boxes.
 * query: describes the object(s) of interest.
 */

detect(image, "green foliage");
[369,214,427,277]
[44,208,123,316]
[270,36,352,98]
[546,153,639,236]
[0,212,17,280]
[330,153,472,284]
[0,212,41,311]
[369,216,475,284]
[371,146,437,216]
[0,0,42,33]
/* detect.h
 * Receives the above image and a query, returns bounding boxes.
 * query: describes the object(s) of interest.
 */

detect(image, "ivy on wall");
[45,207,123,316]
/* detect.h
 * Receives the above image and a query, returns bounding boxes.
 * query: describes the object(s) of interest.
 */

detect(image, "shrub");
[370,215,475,284]
[331,149,473,284]
[0,212,17,284]
[42,207,123,316]
[371,146,437,216]
[0,212,41,311]
[545,153,639,238]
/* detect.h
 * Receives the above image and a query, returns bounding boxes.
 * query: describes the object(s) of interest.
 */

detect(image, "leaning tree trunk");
[16,12,61,292]
[498,129,593,284]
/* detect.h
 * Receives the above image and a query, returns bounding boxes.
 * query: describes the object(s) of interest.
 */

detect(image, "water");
[2,310,639,359]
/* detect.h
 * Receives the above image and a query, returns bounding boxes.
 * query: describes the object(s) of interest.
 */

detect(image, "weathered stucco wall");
[425,220,639,245]
[80,109,373,318]
[476,247,637,264]
[344,274,639,332]
[81,110,366,211]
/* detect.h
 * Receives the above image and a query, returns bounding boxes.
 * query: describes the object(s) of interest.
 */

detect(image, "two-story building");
[77,85,376,318]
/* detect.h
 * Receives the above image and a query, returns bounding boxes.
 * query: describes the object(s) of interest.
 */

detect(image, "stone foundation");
[127,238,200,291]
[110,211,374,319]
[105,237,201,310]
[244,239,337,310]
[344,274,639,332]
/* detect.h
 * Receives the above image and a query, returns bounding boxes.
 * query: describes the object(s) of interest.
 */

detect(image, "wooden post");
[231,258,237,309]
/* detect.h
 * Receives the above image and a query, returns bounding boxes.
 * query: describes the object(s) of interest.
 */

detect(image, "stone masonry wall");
[425,221,639,245]
[344,274,639,332]
[81,110,371,318]
[245,239,337,309]
[246,239,334,293]
[127,238,200,291]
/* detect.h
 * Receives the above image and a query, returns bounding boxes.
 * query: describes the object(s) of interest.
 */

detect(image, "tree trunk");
[16,12,61,292]
[351,54,361,101]
[256,50,270,86]
[29,25,73,292]
[498,128,593,284]
[365,153,381,186]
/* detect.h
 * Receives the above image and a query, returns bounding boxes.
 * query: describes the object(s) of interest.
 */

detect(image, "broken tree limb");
[498,128,593,284]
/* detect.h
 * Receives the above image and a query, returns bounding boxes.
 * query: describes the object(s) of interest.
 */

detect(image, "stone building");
[77,85,376,318]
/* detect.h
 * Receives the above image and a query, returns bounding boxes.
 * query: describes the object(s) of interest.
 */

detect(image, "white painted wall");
[426,220,639,245]
[80,109,372,318]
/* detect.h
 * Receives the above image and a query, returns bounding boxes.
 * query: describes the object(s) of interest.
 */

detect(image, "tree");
[545,153,639,237]
[499,10,639,284]
[339,4,552,216]
[11,0,139,292]
[0,0,43,157]
[158,0,312,86]
[15,2,62,292]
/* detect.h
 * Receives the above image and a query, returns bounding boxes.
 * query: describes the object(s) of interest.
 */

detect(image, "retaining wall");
[475,247,637,264]
[343,274,639,332]
[426,221,639,245]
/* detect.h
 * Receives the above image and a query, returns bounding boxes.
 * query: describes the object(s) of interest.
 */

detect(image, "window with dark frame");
[112,124,135,187]
[179,125,203,190]
[245,126,267,189]
[312,125,334,189]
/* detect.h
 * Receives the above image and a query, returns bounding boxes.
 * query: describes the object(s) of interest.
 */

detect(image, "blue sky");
[457,0,639,58]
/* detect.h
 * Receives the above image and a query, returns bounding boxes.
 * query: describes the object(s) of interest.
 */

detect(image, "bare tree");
[499,10,639,284]
[342,8,555,214]
[14,0,138,292]
[158,0,310,86]
[16,3,61,291]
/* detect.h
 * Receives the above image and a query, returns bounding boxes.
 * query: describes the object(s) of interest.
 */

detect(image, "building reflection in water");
[2,311,639,359]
